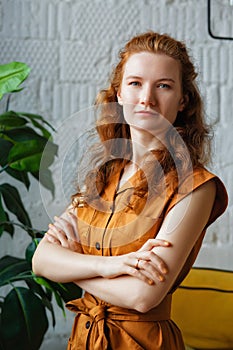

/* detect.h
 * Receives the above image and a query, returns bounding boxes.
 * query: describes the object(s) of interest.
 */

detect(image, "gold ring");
[136,258,140,270]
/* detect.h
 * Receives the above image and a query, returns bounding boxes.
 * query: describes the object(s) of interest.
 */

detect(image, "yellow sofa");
[171,267,233,350]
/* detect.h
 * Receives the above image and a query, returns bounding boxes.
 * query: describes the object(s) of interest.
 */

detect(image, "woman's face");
[117,52,185,135]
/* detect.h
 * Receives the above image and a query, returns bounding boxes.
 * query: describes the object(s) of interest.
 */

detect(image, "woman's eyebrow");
[125,75,142,80]
[125,76,176,83]
[156,78,176,83]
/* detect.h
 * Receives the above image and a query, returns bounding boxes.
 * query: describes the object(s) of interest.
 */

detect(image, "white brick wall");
[0,0,232,348]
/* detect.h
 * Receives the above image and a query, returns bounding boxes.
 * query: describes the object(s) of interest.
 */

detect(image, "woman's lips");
[135,110,158,116]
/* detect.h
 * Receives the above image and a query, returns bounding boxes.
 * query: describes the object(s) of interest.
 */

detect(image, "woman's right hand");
[45,208,82,253]
[100,239,171,285]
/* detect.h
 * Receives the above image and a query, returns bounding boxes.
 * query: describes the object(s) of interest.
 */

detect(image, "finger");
[136,259,165,283]
[66,206,77,216]
[68,239,82,252]
[66,212,79,239]
[48,223,69,248]
[137,251,169,274]
[127,255,165,284]
[124,265,155,285]
[138,239,171,252]
[45,231,61,245]
[53,216,76,241]
[47,227,81,252]
[65,211,77,221]
[54,215,78,242]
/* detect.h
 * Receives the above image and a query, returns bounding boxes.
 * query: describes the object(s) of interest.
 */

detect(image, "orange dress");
[66,167,228,350]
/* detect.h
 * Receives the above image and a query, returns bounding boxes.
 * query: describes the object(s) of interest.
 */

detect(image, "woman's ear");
[178,95,188,112]
[117,91,123,106]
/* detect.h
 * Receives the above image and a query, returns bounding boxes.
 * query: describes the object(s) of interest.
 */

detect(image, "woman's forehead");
[123,52,182,81]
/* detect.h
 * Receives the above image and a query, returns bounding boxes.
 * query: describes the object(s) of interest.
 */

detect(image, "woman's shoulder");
[181,166,226,193]
[197,166,228,225]
[167,165,228,225]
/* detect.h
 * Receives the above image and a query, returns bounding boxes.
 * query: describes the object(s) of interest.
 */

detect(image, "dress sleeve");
[165,167,228,228]
[166,168,228,293]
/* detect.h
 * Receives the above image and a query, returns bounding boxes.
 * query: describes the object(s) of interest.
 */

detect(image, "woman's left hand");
[98,239,171,285]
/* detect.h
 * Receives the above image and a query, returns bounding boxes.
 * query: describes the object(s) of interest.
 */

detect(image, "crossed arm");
[32,180,216,313]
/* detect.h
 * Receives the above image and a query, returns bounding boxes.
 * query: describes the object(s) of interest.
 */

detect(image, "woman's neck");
[118,129,165,188]
[130,128,164,167]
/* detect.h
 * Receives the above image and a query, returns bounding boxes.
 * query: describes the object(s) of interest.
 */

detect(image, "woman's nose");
[140,87,156,107]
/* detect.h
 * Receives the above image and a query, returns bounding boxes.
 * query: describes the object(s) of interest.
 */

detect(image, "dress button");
[95,242,101,250]
[85,321,91,329]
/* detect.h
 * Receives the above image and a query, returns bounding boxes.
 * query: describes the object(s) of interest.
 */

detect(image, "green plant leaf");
[0,138,13,165]
[0,194,7,237]
[49,280,83,303]
[25,238,41,263]
[2,125,46,142]
[27,117,51,139]
[39,140,58,169]
[0,183,31,227]
[0,318,5,350]
[25,278,56,327]
[7,139,46,172]
[0,287,48,350]
[0,256,31,287]
[0,62,30,100]
[5,167,30,189]
[19,112,56,138]
[8,138,57,172]
[33,276,66,315]
[20,112,56,130]
[32,168,55,196]
[53,290,65,315]
[0,111,27,128]
[0,212,14,237]
[0,134,31,188]
[33,276,54,290]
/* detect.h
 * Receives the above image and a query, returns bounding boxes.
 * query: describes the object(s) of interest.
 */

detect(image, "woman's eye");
[158,83,170,89]
[129,81,140,86]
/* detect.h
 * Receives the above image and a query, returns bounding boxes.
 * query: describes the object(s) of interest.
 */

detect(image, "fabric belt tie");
[66,292,172,350]
[89,304,108,349]
[89,304,107,322]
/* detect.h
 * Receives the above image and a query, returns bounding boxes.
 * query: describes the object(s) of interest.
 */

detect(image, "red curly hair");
[72,31,211,205]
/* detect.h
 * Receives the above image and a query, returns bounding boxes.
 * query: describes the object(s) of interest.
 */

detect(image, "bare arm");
[32,237,169,283]
[32,210,169,285]
[34,180,215,312]
[74,180,216,312]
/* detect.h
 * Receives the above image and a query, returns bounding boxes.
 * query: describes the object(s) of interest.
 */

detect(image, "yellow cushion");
[171,268,233,349]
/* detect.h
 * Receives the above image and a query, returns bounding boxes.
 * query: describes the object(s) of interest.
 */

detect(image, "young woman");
[32,32,228,349]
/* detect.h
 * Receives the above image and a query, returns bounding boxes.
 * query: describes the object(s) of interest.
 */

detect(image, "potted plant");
[0,62,82,350]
